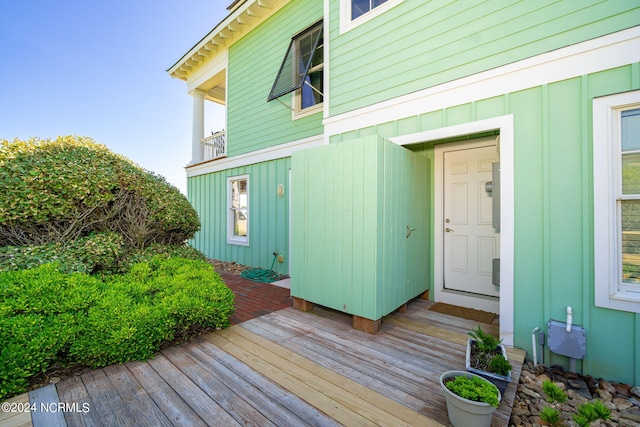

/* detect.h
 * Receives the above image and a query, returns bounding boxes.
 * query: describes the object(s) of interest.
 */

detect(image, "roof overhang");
[167,0,289,81]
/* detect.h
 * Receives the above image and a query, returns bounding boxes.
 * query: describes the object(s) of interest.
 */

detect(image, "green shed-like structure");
[291,136,429,331]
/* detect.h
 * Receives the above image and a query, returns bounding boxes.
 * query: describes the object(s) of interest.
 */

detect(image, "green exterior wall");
[291,136,429,320]
[183,0,640,386]
[188,157,291,276]
[226,0,324,156]
[328,0,640,116]
[329,64,640,385]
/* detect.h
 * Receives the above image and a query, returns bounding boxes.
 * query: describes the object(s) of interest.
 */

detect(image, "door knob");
[445,227,454,233]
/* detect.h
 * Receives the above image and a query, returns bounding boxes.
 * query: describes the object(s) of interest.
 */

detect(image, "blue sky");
[0,1,228,194]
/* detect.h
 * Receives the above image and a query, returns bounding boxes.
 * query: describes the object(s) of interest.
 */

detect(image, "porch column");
[190,89,205,164]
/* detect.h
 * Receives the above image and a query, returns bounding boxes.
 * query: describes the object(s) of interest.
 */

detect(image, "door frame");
[390,115,514,345]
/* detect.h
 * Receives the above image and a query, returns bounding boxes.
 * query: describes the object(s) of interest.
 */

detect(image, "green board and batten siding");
[291,136,429,321]
[188,157,291,276]
[328,0,640,116]
[226,0,323,157]
[329,65,640,386]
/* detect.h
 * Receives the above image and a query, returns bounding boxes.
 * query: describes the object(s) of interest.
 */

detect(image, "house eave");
[167,0,289,81]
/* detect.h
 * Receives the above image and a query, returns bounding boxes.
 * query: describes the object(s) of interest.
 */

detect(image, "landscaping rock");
[510,363,639,427]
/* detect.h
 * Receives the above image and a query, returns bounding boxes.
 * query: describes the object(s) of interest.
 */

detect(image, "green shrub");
[0,232,125,274]
[573,401,611,427]
[539,406,564,427]
[0,234,207,275]
[0,258,234,400]
[123,243,207,270]
[0,136,199,248]
[542,380,568,404]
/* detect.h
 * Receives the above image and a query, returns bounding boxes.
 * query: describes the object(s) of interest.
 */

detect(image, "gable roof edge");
[167,0,290,80]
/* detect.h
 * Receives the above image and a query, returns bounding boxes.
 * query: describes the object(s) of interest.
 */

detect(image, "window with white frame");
[340,0,402,33]
[593,90,640,313]
[227,175,249,246]
[268,21,323,115]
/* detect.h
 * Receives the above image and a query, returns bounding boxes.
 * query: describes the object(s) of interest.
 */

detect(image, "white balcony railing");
[201,130,226,161]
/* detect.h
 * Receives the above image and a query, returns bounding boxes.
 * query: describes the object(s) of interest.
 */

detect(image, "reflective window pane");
[622,108,640,152]
[622,200,640,284]
[231,179,247,237]
[622,152,640,195]
[352,0,388,20]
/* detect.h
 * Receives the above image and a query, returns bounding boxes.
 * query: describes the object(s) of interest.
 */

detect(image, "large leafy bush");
[0,136,199,248]
[0,232,206,274]
[0,258,234,400]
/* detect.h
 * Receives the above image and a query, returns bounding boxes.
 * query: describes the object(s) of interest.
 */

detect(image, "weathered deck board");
[80,369,139,426]
[101,364,172,427]
[124,361,207,427]
[5,299,525,427]
[29,385,65,427]
[55,376,101,427]
[185,338,337,427]
[145,354,241,427]
[161,345,275,427]
[206,326,441,427]
[0,393,31,427]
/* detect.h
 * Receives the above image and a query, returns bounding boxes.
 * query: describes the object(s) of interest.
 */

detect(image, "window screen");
[267,22,323,102]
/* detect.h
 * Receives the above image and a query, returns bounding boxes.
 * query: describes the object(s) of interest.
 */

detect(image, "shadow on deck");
[2,299,525,426]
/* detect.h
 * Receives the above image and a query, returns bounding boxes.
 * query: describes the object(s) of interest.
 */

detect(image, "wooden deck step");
[205,325,444,427]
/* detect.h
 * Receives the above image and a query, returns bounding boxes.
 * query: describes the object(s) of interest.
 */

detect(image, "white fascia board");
[187,50,228,93]
[186,134,325,177]
[324,26,640,136]
[168,0,290,77]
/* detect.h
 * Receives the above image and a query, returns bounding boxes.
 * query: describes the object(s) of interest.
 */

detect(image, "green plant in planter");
[487,354,512,376]
[467,325,512,376]
[468,325,501,353]
[444,375,500,407]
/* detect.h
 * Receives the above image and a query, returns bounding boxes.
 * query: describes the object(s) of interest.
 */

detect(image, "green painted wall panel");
[328,0,639,115]
[292,136,429,320]
[187,157,291,275]
[546,78,585,322]
[225,0,323,156]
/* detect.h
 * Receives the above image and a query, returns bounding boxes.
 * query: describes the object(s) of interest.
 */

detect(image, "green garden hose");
[240,253,280,283]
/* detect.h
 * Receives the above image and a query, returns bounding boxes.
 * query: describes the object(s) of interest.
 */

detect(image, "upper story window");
[340,0,402,33]
[594,90,640,313]
[352,0,388,20]
[268,21,323,116]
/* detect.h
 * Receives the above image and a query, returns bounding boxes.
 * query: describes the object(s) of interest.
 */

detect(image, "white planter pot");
[439,370,501,427]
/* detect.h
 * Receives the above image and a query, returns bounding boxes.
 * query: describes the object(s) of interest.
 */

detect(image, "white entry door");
[443,144,499,297]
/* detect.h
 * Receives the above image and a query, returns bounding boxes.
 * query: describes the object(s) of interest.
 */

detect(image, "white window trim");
[340,0,403,34]
[227,174,250,246]
[593,90,640,313]
[292,93,323,120]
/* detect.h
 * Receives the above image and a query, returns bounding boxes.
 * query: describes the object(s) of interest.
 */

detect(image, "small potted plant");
[440,370,501,427]
[466,325,512,394]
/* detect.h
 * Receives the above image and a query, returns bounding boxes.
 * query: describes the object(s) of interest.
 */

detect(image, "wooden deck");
[2,299,525,427]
